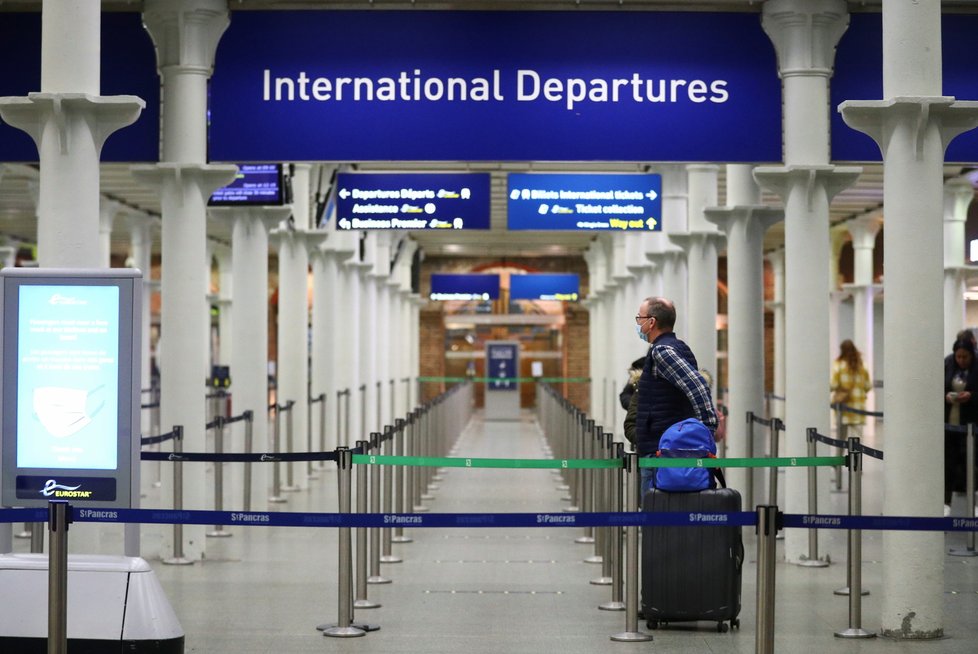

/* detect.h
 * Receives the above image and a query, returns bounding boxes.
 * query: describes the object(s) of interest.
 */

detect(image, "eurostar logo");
[41,479,81,497]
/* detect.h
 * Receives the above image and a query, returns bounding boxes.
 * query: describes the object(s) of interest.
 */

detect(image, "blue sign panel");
[510,274,580,302]
[209,164,285,205]
[508,173,661,231]
[0,13,160,162]
[429,274,500,301]
[487,343,518,391]
[208,11,782,162]
[336,173,490,230]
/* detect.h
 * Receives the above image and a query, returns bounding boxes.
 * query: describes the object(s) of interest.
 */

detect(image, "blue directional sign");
[335,173,490,231]
[510,274,580,301]
[429,274,500,301]
[507,173,661,231]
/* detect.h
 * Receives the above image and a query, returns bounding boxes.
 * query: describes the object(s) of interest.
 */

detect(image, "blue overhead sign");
[336,173,490,231]
[208,11,782,162]
[429,274,500,301]
[507,173,661,231]
[510,274,580,302]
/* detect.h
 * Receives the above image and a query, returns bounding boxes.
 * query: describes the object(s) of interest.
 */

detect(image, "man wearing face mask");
[633,296,719,489]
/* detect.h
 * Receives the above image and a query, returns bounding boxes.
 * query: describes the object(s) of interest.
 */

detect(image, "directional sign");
[487,343,518,391]
[429,274,500,301]
[507,173,661,231]
[510,274,580,301]
[335,173,490,230]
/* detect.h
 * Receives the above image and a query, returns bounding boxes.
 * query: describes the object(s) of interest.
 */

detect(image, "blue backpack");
[652,418,724,492]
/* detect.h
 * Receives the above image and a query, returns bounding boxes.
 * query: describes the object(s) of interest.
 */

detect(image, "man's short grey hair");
[643,296,676,330]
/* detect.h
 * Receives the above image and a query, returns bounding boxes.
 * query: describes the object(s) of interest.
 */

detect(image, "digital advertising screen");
[209,163,284,205]
[1,270,141,508]
[335,172,491,230]
[507,173,661,231]
[429,273,500,301]
[510,274,580,301]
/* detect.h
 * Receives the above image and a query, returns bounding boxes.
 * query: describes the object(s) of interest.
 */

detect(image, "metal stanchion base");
[833,587,869,596]
[948,547,978,557]
[392,536,413,543]
[380,555,402,563]
[432,475,444,482]
[268,496,288,504]
[14,531,30,539]
[206,529,233,538]
[776,533,785,541]
[834,628,876,639]
[598,601,626,611]
[421,493,435,500]
[556,485,570,492]
[281,485,301,493]
[590,576,612,585]
[353,599,380,609]
[610,631,653,642]
[321,626,366,638]
[796,558,829,568]
[161,557,194,566]
[367,575,392,584]
[412,505,430,513]
[563,506,580,513]
[575,536,595,544]
[584,555,603,564]
[352,623,381,632]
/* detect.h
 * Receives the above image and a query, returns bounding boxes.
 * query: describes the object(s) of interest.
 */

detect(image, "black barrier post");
[393,416,412,544]
[768,418,782,506]
[368,432,392,585]
[207,414,231,538]
[269,404,286,504]
[801,428,830,569]
[610,451,652,643]
[283,400,298,492]
[576,421,597,547]
[352,440,379,610]
[591,432,613,584]
[30,520,43,553]
[380,425,401,564]
[746,411,756,511]
[756,505,779,654]
[48,500,70,654]
[243,410,254,512]
[832,405,846,493]
[599,442,626,612]
[162,426,192,566]
[835,437,875,639]
[950,422,978,557]
[321,447,367,638]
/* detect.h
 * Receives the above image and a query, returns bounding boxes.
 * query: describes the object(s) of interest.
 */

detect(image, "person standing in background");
[829,339,873,437]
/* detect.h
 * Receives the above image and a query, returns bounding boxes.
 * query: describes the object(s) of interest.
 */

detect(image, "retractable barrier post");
[576,422,596,546]
[755,505,779,654]
[592,432,613,585]
[283,400,298,492]
[30,520,44,553]
[243,410,254,512]
[412,408,428,513]
[152,387,162,487]
[420,405,435,501]
[802,428,830,569]
[48,500,70,654]
[746,411,756,513]
[207,415,231,538]
[768,418,782,506]
[950,422,978,556]
[394,415,412,544]
[269,405,286,504]
[381,424,401,564]
[835,436,875,639]
[163,426,191,565]
[352,440,379,610]
[833,406,846,492]
[610,451,652,643]
[367,432,392,585]
[321,447,366,638]
[599,442,626,611]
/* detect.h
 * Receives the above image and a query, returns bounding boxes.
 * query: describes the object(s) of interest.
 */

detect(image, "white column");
[372,233,394,430]
[0,0,143,269]
[840,0,978,637]
[651,164,689,334]
[827,225,849,364]
[706,165,782,502]
[357,234,379,436]
[395,239,420,411]
[755,0,861,565]
[133,0,236,562]
[310,244,335,452]
[944,178,974,349]
[99,199,121,267]
[765,250,787,418]
[671,165,722,379]
[127,213,155,446]
[213,245,233,367]
[608,234,633,439]
[340,253,364,445]
[845,214,883,385]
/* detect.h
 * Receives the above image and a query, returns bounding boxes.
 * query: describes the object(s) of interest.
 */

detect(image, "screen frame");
[208,163,285,207]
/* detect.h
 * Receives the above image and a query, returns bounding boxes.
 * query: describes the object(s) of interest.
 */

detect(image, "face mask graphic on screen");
[32,385,106,438]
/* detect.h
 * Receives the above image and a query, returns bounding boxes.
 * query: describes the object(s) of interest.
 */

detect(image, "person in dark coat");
[944,338,978,516]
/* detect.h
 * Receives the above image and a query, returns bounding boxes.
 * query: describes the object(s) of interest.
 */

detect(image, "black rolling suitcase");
[641,487,743,633]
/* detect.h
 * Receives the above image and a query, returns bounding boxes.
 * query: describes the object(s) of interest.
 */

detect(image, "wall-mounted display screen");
[336,172,490,230]
[209,163,285,205]
[429,273,500,301]
[510,274,580,301]
[1,270,141,508]
[507,173,661,231]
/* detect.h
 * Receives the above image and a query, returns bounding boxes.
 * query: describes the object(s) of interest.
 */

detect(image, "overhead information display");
[507,173,661,231]
[510,274,580,301]
[336,173,491,231]
[429,274,500,301]
[209,164,284,206]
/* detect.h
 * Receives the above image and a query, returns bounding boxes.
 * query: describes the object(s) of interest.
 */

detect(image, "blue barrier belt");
[140,451,339,463]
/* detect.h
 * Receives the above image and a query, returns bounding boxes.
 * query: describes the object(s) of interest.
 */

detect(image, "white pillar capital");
[754,165,862,206]
[704,206,783,235]
[134,163,239,204]
[944,177,974,225]
[841,98,978,157]
[209,205,291,235]
[846,213,883,250]
[142,0,230,73]
[761,0,850,78]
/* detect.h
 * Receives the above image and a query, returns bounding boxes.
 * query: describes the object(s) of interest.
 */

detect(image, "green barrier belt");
[351,454,845,470]
[417,376,591,383]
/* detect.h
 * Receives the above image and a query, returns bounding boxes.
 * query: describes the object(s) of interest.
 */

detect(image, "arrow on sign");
[646,190,658,201]
[339,218,352,229]
[339,188,351,199]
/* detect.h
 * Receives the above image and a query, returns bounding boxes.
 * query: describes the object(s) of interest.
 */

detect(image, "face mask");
[32,385,106,438]
[635,323,648,343]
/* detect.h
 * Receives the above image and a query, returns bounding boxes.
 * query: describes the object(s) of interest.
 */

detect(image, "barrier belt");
[765,393,786,402]
[418,376,590,383]
[639,456,843,469]
[851,441,884,460]
[833,404,883,418]
[140,401,160,409]
[810,431,848,449]
[353,454,621,469]
[224,413,251,426]
[139,429,181,446]
[750,415,772,427]
[204,418,220,431]
[3,508,977,533]
[141,451,339,463]
[946,423,970,434]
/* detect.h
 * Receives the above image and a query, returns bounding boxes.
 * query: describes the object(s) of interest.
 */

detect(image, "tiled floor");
[12,410,978,653]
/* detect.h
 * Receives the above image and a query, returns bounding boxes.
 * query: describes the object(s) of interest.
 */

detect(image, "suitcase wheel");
[646,620,659,630]
[717,622,729,633]
[731,618,740,630]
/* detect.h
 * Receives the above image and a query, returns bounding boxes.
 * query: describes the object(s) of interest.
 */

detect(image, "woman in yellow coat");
[829,339,873,437]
